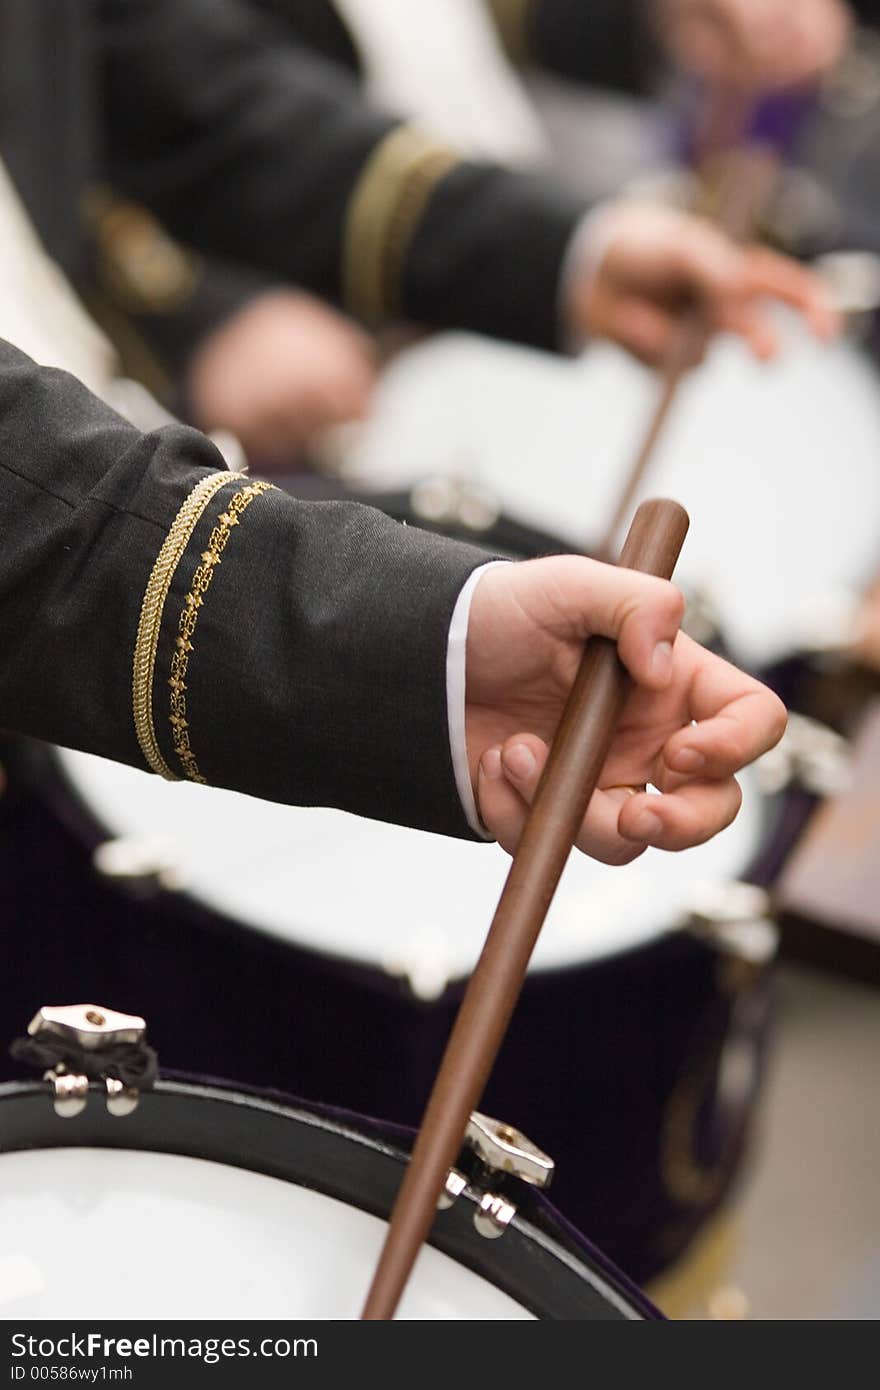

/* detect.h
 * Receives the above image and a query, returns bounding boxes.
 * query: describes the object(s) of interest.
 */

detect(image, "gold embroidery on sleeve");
[343,124,458,324]
[132,471,234,780]
[168,480,274,784]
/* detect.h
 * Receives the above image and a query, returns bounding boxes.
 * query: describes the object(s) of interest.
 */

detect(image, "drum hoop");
[0,1076,656,1321]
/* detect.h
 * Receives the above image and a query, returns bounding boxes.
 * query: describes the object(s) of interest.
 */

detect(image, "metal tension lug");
[46,1069,89,1120]
[755,713,852,799]
[105,1077,140,1118]
[436,1114,554,1235]
[437,1168,468,1211]
[464,1112,555,1190]
[27,1005,149,1118]
[28,1004,146,1052]
[474,1192,517,1240]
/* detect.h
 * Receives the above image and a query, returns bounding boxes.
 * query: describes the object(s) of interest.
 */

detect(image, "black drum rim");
[0,1075,658,1321]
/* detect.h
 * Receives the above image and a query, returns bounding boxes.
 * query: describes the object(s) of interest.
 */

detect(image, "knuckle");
[767,695,789,747]
[594,838,645,867]
[616,577,682,637]
[666,583,687,627]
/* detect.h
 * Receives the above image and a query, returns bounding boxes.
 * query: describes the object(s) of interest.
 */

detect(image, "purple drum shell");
[0,733,779,1289]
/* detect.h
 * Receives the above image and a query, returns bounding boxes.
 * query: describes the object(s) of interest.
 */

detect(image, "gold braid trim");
[343,125,458,324]
[83,187,202,316]
[168,480,275,784]
[132,472,234,780]
[486,0,539,66]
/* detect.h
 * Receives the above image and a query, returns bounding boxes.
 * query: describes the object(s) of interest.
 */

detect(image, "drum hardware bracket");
[9,1004,158,1118]
[437,1112,554,1240]
[754,712,852,800]
[683,881,779,966]
[92,835,186,894]
[410,474,501,536]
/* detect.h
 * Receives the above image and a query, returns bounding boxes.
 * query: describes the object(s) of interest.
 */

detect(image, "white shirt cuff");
[446,560,510,839]
[558,200,621,354]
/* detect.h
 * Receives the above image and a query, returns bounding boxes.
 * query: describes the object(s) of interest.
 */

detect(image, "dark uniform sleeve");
[250,0,362,73]
[0,339,491,839]
[97,0,591,354]
[82,188,282,389]
[487,0,663,92]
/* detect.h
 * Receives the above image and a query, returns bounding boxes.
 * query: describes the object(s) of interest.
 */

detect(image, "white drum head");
[336,315,880,670]
[0,1147,532,1320]
[56,747,763,998]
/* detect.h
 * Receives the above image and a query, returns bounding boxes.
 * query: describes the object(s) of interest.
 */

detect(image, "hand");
[465,556,787,861]
[186,289,377,468]
[570,202,838,365]
[656,0,852,87]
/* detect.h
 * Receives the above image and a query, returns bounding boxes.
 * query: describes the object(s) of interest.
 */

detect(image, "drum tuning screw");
[14,1006,155,1119]
[105,1077,140,1118]
[437,1169,468,1211]
[46,1069,89,1119]
[473,1193,517,1240]
[464,1112,554,1189]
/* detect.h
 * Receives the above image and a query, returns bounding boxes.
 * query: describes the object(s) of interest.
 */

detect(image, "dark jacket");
[4,0,598,835]
[87,0,664,373]
[0,339,489,837]
[0,0,591,352]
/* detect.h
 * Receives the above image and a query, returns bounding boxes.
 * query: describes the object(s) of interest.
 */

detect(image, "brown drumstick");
[361,496,690,1320]
[597,142,780,561]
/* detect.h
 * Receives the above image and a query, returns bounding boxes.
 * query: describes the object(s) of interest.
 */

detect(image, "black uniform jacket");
[0,0,623,838]
[91,0,667,370]
[0,338,490,837]
[0,0,593,352]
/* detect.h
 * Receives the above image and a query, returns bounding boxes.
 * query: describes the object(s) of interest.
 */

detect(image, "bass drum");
[330,312,880,677]
[0,1073,657,1320]
[2,731,777,1290]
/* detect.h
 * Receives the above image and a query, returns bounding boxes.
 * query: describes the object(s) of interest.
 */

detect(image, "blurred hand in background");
[186,288,377,469]
[567,202,839,365]
[657,0,853,88]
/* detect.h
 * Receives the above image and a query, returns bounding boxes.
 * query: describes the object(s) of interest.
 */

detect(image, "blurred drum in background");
[2,734,776,1289]
[322,309,880,682]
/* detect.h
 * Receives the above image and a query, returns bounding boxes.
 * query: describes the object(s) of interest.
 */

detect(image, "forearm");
[98,0,591,352]
[0,339,489,837]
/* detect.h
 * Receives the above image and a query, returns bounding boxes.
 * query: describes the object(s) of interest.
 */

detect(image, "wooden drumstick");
[361,496,689,1321]
[597,142,780,561]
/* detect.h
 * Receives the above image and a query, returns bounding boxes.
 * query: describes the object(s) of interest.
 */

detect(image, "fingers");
[714,301,780,360]
[666,221,747,305]
[729,0,850,85]
[477,735,647,864]
[686,242,838,359]
[617,778,744,852]
[491,733,744,858]
[477,746,525,855]
[676,230,839,349]
[610,297,694,367]
[478,732,743,861]
[661,642,788,778]
[665,0,850,85]
[474,634,786,862]
[739,247,840,340]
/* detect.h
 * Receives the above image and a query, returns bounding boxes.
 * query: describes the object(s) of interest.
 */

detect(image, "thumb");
[514,555,686,690]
